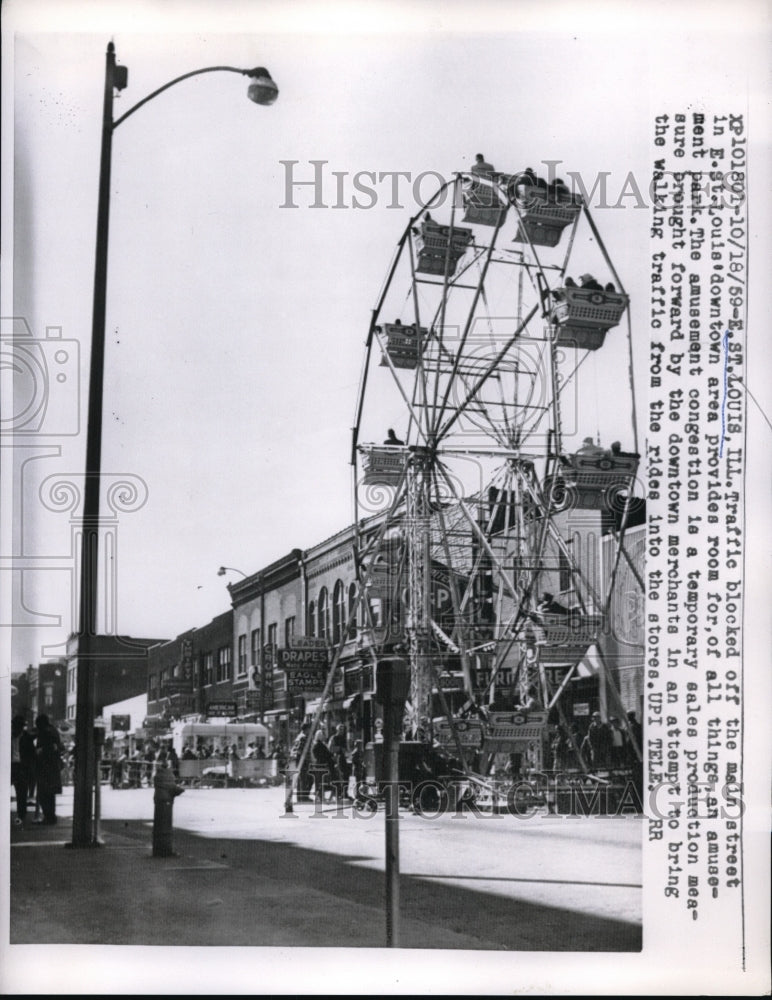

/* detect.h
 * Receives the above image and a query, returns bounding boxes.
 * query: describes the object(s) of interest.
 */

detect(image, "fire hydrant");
[152,753,184,857]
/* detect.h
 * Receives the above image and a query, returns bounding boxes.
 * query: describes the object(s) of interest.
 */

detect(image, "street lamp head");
[245,67,278,106]
[217,566,227,576]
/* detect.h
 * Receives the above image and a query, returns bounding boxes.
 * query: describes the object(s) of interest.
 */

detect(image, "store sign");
[163,679,192,694]
[438,672,465,690]
[207,701,237,718]
[278,648,329,668]
[111,714,131,732]
[285,669,327,695]
[288,635,328,650]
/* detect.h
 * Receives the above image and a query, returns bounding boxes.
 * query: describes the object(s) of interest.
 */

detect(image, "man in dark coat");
[11,716,36,825]
[328,724,351,799]
[311,730,337,803]
[34,715,63,824]
[581,712,612,770]
[290,722,313,801]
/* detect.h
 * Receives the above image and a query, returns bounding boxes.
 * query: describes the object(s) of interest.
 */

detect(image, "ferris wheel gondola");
[351,160,643,778]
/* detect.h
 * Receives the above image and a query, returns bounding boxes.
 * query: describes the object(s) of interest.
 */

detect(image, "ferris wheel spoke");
[433,460,521,609]
[371,325,433,447]
[435,303,540,443]
[430,239,505,440]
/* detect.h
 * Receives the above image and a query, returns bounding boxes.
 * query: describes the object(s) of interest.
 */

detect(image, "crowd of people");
[102,738,289,788]
[103,743,181,789]
[549,711,643,772]
[289,722,366,803]
[11,705,644,823]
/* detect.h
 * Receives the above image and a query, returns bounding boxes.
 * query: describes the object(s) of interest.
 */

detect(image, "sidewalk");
[9,784,641,952]
[9,807,485,950]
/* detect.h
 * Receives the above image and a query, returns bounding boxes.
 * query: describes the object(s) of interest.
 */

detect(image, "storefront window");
[332,580,345,644]
[319,588,329,640]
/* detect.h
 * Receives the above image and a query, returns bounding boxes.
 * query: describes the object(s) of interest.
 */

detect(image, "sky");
[3,0,768,672]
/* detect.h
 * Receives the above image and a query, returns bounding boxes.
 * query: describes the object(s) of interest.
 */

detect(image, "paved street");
[10,784,641,951]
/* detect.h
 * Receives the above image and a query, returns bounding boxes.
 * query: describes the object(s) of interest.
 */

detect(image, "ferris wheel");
[351,160,643,774]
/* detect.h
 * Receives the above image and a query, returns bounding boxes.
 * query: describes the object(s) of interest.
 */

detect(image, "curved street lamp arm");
[218,566,248,578]
[113,65,267,129]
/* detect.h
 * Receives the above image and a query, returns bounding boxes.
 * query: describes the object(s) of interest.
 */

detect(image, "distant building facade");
[28,659,68,724]
[228,550,303,746]
[65,634,167,721]
[146,611,234,723]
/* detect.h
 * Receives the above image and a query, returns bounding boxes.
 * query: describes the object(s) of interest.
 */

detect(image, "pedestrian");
[111,746,127,788]
[274,742,288,772]
[152,751,185,858]
[168,745,180,780]
[567,723,582,768]
[129,748,144,787]
[290,723,313,801]
[311,730,337,803]
[350,739,366,800]
[27,719,39,814]
[33,715,63,825]
[505,751,523,782]
[328,723,351,799]
[143,744,157,787]
[623,711,641,753]
[608,716,625,769]
[11,716,36,826]
[581,712,612,770]
[550,726,569,773]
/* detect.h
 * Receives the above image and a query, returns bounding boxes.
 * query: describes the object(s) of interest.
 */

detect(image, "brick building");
[146,610,234,722]
[228,550,303,747]
[65,634,167,722]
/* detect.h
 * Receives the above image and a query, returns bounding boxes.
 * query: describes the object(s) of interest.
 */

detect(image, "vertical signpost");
[375,656,410,948]
[278,639,330,814]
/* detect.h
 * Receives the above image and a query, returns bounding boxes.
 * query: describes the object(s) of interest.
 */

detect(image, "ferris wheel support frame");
[349,164,645,785]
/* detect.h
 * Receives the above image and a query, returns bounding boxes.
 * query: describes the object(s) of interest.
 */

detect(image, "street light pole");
[71,42,121,848]
[217,566,248,579]
[70,42,277,848]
